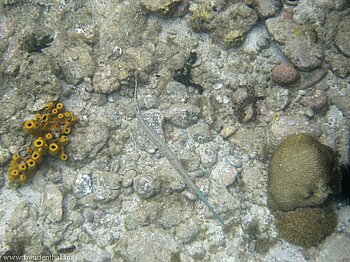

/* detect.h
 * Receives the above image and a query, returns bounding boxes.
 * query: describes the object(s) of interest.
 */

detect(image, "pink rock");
[279,11,293,20]
[271,64,299,85]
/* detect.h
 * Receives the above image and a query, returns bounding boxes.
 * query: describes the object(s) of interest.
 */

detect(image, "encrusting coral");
[8,101,78,185]
[275,207,337,248]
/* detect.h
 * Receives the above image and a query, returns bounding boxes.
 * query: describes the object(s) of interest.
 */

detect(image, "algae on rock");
[140,0,182,17]
[211,3,258,48]
[189,4,215,32]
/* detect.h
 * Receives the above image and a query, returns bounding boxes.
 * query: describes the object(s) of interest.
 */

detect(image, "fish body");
[134,78,224,225]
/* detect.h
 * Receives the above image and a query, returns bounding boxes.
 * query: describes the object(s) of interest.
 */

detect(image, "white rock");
[42,186,63,222]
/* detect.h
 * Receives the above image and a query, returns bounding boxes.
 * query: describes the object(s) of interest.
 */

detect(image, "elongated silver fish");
[134,78,224,225]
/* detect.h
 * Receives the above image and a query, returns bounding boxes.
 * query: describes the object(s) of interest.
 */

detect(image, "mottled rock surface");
[315,233,350,262]
[335,15,350,57]
[0,0,349,260]
[133,174,160,199]
[164,103,200,128]
[113,227,184,261]
[211,3,258,48]
[19,53,61,101]
[266,17,324,70]
[0,144,10,166]
[41,186,63,222]
[254,0,279,18]
[140,0,183,17]
[58,44,95,85]
[70,123,109,161]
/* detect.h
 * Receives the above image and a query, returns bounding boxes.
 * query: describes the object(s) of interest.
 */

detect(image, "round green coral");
[268,133,337,211]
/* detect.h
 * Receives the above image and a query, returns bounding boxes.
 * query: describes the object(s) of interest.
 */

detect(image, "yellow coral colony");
[8,101,78,185]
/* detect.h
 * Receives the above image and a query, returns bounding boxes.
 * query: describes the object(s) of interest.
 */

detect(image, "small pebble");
[220,126,237,139]
[133,175,160,199]
[271,64,299,85]
[280,11,293,20]
[284,0,299,6]
[74,173,93,198]
[164,103,200,128]
[175,221,198,244]
[122,170,136,188]
[256,37,270,49]
[199,147,218,168]
[221,167,238,187]
[42,186,63,222]
[212,161,239,187]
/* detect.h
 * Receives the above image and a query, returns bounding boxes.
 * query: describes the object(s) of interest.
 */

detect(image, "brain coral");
[268,133,337,211]
[275,207,337,248]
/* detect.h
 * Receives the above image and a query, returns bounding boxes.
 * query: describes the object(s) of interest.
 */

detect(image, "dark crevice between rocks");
[339,163,350,204]
[21,33,54,53]
[235,85,264,123]
[173,51,204,94]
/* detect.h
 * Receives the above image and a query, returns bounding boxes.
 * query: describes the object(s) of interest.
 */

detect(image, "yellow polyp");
[23,120,39,135]
[60,152,68,161]
[40,114,50,123]
[26,147,33,155]
[12,153,20,162]
[56,102,65,112]
[26,159,36,170]
[9,154,21,171]
[58,136,69,146]
[57,114,66,125]
[51,108,58,115]
[10,169,19,178]
[31,151,42,163]
[9,100,77,185]
[49,143,59,156]
[63,126,71,135]
[19,174,27,183]
[33,137,46,151]
[45,101,55,111]
[18,163,27,172]
[35,113,41,121]
[45,133,53,142]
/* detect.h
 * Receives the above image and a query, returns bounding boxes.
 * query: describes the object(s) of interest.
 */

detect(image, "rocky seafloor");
[0,0,350,261]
